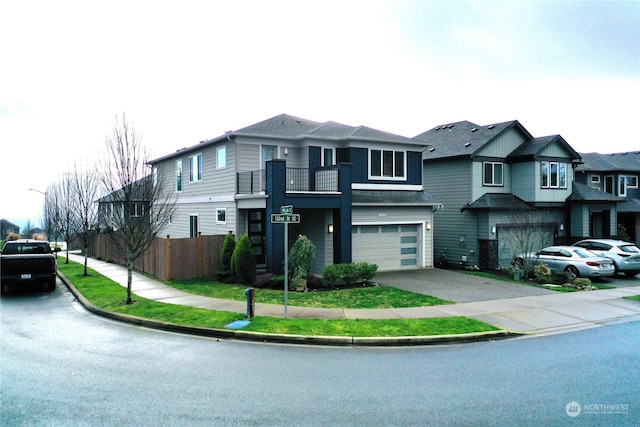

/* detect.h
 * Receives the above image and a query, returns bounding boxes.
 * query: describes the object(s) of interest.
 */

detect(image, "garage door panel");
[353,224,420,270]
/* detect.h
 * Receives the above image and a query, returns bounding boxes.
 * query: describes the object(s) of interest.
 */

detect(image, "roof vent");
[429,147,436,152]
[448,124,454,129]
[435,126,440,131]
[488,125,495,129]
[470,128,477,132]
[464,143,471,147]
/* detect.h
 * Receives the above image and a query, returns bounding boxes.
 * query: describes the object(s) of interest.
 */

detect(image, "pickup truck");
[1,239,61,296]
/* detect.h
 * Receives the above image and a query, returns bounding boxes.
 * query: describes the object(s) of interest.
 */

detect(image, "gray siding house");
[574,151,640,243]
[149,114,439,274]
[415,120,586,270]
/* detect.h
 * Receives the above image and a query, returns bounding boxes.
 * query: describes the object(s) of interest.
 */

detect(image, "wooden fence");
[87,232,226,281]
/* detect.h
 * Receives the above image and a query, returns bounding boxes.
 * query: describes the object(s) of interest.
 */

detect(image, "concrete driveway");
[375,268,558,303]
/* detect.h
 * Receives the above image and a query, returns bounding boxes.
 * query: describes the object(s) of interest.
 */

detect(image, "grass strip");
[168,279,453,309]
[57,259,499,337]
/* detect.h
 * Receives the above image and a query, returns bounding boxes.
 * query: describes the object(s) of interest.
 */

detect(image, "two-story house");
[415,120,584,270]
[148,114,439,274]
[574,151,640,243]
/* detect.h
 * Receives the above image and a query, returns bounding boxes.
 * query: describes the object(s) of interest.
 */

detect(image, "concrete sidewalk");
[64,254,640,337]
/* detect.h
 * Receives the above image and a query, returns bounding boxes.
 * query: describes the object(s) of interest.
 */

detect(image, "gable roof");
[149,114,423,163]
[566,181,622,202]
[576,151,640,172]
[508,135,581,162]
[461,193,533,212]
[415,120,533,160]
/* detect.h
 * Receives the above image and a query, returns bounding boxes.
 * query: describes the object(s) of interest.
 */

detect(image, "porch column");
[266,160,287,274]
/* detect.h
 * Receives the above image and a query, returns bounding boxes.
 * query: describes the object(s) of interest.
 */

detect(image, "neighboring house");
[1,219,21,239]
[148,114,439,274]
[96,176,152,231]
[574,151,640,243]
[415,120,585,270]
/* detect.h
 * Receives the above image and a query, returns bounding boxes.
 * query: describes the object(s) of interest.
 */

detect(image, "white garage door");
[352,224,420,270]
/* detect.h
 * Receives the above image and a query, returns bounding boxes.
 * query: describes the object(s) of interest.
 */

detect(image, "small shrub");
[255,273,275,289]
[322,264,341,286]
[322,262,378,286]
[218,232,236,280]
[288,235,316,281]
[306,273,323,290]
[230,234,256,284]
[355,262,378,283]
[533,262,553,283]
[6,233,20,242]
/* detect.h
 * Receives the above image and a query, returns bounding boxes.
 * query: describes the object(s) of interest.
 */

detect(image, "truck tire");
[47,278,56,292]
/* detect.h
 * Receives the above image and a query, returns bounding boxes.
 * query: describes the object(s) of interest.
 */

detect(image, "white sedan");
[514,246,615,280]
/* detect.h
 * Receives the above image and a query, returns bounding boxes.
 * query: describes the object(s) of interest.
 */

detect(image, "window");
[589,175,601,190]
[217,146,227,169]
[541,161,567,189]
[176,160,183,191]
[604,175,614,194]
[322,148,335,166]
[130,202,145,217]
[153,167,158,187]
[216,208,226,224]
[619,175,638,197]
[190,153,202,182]
[189,215,198,238]
[369,149,406,179]
[483,162,503,186]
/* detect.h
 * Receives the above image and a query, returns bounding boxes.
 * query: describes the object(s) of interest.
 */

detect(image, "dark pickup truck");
[1,239,61,295]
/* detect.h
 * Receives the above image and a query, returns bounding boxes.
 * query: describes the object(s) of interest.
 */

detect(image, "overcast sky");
[2,0,639,227]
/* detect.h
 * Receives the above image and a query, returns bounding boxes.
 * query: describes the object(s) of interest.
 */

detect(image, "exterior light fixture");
[491,225,496,234]
[426,222,431,231]
[328,224,334,234]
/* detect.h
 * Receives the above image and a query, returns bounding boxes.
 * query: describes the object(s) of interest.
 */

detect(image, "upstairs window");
[483,162,503,186]
[619,175,638,197]
[604,175,615,194]
[217,146,227,169]
[190,153,202,182]
[176,160,183,191]
[216,208,226,224]
[541,161,567,189]
[322,148,335,166]
[370,149,405,179]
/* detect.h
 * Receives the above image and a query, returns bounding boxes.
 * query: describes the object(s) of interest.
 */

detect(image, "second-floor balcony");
[237,167,340,195]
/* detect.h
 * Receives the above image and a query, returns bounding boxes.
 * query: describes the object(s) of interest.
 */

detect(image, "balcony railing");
[237,167,339,194]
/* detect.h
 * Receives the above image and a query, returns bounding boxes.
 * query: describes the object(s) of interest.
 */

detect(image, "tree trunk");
[126,250,133,305]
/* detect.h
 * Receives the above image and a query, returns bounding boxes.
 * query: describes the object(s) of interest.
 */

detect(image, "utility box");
[245,288,255,319]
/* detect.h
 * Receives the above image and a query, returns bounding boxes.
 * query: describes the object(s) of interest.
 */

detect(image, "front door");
[248,210,266,265]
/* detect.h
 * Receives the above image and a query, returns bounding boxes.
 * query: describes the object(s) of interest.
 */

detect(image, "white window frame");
[368,149,406,180]
[216,208,226,224]
[322,147,336,167]
[483,162,503,186]
[589,174,601,190]
[153,167,158,187]
[189,214,199,238]
[217,145,227,169]
[190,153,202,182]
[175,160,183,192]
[541,161,567,189]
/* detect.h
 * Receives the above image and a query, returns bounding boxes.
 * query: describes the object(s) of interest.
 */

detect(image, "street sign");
[271,214,300,223]
[280,205,293,215]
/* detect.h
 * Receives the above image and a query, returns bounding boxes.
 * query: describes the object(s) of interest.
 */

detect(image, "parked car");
[573,239,640,277]
[514,246,615,280]
[1,239,60,295]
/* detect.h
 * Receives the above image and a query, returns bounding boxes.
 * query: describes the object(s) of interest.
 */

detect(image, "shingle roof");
[461,193,533,212]
[617,197,640,213]
[566,181,622,202]
[576,152,640,172]
[508,135,581,162]
[415,120,532,160]
[352,190,438,206]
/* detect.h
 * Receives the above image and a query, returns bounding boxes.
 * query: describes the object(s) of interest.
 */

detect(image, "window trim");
[368,149,406,180]
[541,161,568,189]
[620,174,638,197]
[175,160,183,192]
[483,161,504,186]
[189,214,199,238]
[217,145,227,169]
[321,147,336,167]
[216,208,226,224]
[189,153,203,182]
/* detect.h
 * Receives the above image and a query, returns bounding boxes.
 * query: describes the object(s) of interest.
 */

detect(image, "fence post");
[165,235,171,281]
[198,232,203,278]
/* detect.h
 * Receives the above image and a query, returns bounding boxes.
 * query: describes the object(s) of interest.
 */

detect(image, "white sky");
[2,0,639,227]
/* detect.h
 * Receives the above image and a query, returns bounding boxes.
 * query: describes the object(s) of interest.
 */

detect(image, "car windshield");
[619,245,640,253]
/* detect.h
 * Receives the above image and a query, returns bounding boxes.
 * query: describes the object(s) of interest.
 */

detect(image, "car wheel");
[624,271,639,278]
[47,278,56,292]
[565,265,579,281]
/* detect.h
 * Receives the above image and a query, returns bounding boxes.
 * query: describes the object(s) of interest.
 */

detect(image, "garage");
[352,224,421,271]
[496,225,555,268]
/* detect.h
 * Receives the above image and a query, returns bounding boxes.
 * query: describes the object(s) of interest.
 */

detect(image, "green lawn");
[56,260,499,337]
[168,279,453,309]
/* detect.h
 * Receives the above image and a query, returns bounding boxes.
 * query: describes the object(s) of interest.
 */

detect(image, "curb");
[57,272,521,347]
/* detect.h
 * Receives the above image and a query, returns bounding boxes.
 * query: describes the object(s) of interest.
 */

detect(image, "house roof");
[352,190,438,206]
[507,135,581,162]
[414,120,532,160]
[617,197,640,213]
[1,219,20,229]
[149,114,423,163]
[575,151,640,172]
[461,193,533,212]
[566,181,622,202]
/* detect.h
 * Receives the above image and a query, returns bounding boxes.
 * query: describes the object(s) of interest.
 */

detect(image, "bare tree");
[42,183,62,253]
[502,209,557,280]
[70,161,101,276]
[51,174,80,263]
[98,114,176,304]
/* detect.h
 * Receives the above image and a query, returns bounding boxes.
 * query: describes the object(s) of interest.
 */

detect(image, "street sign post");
[270,205,301,318]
